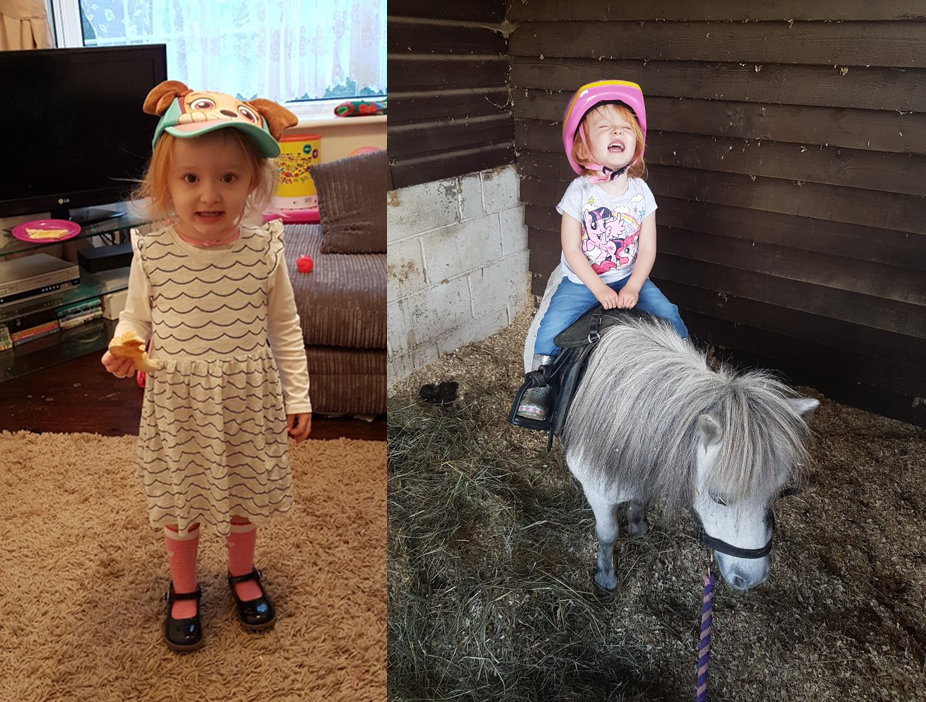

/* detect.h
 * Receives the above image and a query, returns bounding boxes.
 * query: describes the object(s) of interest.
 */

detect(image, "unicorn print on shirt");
[581,202,642,275]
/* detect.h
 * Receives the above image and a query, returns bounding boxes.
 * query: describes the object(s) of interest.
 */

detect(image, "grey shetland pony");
[525,268,818,591]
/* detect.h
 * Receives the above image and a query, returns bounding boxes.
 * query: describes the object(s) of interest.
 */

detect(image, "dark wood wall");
[388,2,515,189]
[507,1,926,427]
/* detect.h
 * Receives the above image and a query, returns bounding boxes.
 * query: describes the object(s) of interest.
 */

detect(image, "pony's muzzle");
[717,556,769,591]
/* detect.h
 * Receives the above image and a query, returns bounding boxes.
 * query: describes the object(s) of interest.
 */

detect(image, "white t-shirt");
[556,176,658,285]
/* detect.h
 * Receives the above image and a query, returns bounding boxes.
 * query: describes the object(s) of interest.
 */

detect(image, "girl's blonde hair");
[133,129,278,221]
[571,103,646,179]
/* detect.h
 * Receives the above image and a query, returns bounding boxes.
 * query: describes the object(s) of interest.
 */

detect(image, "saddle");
[508,305,650,450]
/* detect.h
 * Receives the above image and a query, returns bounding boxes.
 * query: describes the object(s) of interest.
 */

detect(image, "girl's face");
[166,132,256,241]
[583,106,638,173]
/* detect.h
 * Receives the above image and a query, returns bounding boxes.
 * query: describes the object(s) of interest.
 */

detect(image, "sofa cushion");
[284,224,386,349]
[310,150,387,254]
[305,346,386,416]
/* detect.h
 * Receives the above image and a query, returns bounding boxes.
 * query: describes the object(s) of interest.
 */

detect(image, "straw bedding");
[388,306,926,701]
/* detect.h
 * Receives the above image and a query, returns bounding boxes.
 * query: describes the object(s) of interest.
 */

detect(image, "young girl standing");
[517,80,688,422]
[102,80,311,652]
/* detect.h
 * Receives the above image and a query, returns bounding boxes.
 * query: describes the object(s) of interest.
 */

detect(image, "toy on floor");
[334,99,386,117]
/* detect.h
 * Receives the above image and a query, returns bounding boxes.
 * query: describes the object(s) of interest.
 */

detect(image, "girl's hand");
[101,350,136,379]
[287,413,312,442]
[593,284,620,310]
[617,285,640,309]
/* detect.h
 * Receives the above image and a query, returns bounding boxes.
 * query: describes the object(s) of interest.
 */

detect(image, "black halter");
[690,486,800,560]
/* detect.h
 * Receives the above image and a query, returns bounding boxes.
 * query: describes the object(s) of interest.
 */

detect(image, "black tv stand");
[50,207,127,228]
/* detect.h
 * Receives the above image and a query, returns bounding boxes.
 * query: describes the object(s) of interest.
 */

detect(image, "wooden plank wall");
[388,2,515,190]
[507,0,926,426]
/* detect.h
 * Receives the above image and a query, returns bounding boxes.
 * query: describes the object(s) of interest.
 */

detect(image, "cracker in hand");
[108,331,160,373]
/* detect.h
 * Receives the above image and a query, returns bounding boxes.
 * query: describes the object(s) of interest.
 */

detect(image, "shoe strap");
[169,585,202,602]
[228,568,262,585]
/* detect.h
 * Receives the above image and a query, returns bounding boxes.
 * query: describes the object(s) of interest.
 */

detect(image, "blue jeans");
[534,277,688,356]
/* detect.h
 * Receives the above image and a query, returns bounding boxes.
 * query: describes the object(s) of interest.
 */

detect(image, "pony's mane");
[561,318,813,511]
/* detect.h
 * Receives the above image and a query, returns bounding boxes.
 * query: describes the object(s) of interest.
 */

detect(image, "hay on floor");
[0,433,385,702]
[388,305,926,701]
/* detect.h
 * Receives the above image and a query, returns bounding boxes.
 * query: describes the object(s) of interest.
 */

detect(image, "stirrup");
[508,368,555,431]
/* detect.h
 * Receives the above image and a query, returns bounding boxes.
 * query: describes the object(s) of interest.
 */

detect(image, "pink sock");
[227,519,263,602]
[164,524,199,619]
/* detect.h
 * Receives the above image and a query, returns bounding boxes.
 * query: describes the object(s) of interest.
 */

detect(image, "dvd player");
[0,253,81,307]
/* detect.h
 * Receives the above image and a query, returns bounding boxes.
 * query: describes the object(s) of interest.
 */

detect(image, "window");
[50,0,387,105]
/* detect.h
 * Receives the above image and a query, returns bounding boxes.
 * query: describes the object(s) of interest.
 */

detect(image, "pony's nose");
[728,566,769,591]
[729,573,748,590]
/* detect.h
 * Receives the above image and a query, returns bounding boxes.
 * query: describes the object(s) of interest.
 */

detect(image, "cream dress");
[115,219,311,536]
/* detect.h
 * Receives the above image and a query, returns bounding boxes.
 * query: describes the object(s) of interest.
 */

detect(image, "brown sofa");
[282,150,386,417]
[284,223,385,416]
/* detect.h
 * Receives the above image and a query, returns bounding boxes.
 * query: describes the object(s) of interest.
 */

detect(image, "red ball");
[296,255,314,273]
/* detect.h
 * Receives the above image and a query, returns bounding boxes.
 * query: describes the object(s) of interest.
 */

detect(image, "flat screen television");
[0,45,167,224]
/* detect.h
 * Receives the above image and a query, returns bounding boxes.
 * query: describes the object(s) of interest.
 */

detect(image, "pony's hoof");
[592,568,617,594]
[627,519,649,538]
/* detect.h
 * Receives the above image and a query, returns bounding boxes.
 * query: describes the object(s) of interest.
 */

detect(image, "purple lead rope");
[696,570,716,702]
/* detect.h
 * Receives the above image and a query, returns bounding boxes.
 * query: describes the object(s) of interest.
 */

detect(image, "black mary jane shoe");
[228,569,276,631]
[165,583,203,653]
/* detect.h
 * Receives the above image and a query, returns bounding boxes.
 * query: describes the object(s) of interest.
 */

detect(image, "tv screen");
[0,45,167,222]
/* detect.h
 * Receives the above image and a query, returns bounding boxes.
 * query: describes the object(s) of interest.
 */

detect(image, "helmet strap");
[588,164,630,184]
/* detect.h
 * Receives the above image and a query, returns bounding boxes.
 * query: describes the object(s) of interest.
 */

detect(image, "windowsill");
[285,98,387,130]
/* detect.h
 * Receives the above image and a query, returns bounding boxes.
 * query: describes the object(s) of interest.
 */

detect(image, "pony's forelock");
[702,372,812,513]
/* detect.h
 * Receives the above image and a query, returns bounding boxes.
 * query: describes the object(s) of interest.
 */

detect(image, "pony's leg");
[584,489,619,592]
[626,500,649,537]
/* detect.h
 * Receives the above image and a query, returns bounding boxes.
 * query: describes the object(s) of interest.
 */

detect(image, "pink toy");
[297,255,314,273]
[350,146,381,156]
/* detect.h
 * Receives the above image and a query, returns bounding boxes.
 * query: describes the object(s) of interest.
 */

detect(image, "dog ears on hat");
[248,98,298,140]
[144,80,191,116]
[143,80,297,141]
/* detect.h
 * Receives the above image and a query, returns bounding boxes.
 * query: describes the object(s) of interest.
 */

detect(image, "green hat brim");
[162,121,280,158]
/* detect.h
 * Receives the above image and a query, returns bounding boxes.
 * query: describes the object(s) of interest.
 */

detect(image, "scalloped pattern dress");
[116,219,311,536]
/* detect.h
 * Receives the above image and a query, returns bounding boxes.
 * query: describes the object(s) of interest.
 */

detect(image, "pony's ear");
[788,398,819,421]
[697,413,723,448]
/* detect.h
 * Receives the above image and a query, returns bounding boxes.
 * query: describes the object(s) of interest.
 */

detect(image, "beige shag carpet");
[0,431,385,702]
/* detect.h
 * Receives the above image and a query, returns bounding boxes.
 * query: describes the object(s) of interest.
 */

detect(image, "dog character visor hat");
[152,90,282,158]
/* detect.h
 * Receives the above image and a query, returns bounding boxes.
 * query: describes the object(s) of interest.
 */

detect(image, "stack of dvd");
[57,298,103,330]
[8,308,60,346]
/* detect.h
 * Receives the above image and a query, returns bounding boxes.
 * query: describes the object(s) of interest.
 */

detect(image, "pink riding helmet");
[562,80,647,176]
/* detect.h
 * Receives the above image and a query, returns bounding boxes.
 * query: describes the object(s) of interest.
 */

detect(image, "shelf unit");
[0,214,150,382]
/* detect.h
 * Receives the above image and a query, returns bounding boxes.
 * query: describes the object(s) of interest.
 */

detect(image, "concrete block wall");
[387,164,529,385]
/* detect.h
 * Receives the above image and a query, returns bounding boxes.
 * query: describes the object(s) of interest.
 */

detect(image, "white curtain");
[80,0,387,104]
[0,0,53,50]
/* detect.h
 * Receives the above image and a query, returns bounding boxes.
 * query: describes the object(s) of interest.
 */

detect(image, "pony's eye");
[710,492,728,507]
